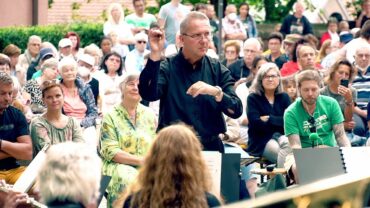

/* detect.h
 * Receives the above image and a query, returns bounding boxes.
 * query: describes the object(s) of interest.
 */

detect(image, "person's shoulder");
[318,94,338,104]
[6,106,24,116]
[285,97,301,112]
[228,59,243,69]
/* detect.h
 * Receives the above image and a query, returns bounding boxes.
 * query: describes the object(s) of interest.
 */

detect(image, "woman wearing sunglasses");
[30,80,83,157]
[246,63,291,167]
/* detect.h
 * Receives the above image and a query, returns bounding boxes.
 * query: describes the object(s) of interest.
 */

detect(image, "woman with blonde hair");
[317,39,339,63]
[121,123,221,208]
[103,3,135,52]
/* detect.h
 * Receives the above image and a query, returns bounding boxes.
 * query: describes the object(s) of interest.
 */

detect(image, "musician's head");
[37,142,102,207]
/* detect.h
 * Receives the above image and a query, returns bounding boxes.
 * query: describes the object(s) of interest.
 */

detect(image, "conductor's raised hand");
[148,28,165,61]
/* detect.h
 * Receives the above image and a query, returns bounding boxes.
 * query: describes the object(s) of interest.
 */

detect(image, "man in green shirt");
[125,0,157,35]
[283,70,351,183]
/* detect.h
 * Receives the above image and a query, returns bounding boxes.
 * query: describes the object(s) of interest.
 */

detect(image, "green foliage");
[246,0,296,23]
[0,23,104,52]
[48,0,54,9]
[146,6,159,15]
[71,2,82,10]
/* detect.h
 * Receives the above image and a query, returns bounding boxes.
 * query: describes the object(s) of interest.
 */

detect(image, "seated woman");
[23,57,59,114]
[37,142,102,208]
[100,74,157,207]
[247,63,291,167]
[98,52,125,115]
[58,57,98,147]
[120,124,221,208]
[30,80,83,157]
[222,40,240,68]
[320,59,360,143]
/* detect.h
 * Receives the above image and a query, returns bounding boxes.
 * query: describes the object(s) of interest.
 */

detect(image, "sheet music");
[202,151,222,196]
[340,147,370,175]
[12,145,49,193]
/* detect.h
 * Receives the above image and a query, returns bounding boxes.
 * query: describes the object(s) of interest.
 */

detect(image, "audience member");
[158,0,190,44]
[108,31,129,58]
[125,0,156,34]
[58,38,74,60]
[2,44,21,77]
[320,59,358,142]
[206,4,220,51]
[120,124,221,208]
[317,39,339,63]
[58,57,98,146]
[26,47,55,81]
[84,43,103,72]
[238,2,258,38]
[125,32,150,74]
[37,142,101,208]
[30,80,83,157]
[351,45,370,137]
[222,4,247,42]
[23,57,59,114]
[17,35,42,85]
[320,18,339,45]
[103,2,135,50]
[343,20,370,64]
[339,20,350,33]
[265,32,288,69]
[280,1,313,36]
[247,63,291,167]
[64,31,83,59]
[282,75,297,102]
[100,74,157,207]
[228,38,262,81]
[356,0,370,28]
[282,34,302,60]
[98,52,125,115]
[100,36,114,57]
[284,70,351,183]
[77,53,100,106]
[139,12,242,152]
[0,72,32,184]
[221,40,240,67]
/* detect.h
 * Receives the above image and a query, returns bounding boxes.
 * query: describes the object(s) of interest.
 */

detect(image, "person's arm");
[339,85,354,122]
[30,118,52,156]
[1,136,32,160]
[71,118,84,143]
[333,123,351,147]
[354,106,367,118]
[287,134,302,149]
[303,16,313,35]
[0,151,11,160]
[247,94,272,130]
[356,11,366,28]
[80,86,98,128]
[138,28,167,101]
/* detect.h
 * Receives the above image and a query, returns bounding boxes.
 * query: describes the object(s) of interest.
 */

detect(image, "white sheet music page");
[341,147,370,175]
[202,151,222,196]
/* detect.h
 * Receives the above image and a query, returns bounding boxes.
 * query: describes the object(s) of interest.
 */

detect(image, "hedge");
[0,23,104,52]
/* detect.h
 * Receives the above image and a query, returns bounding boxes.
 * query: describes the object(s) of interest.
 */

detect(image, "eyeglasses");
[225,50,236,54]
[137,41,146,44]
[263,74,279,80]
[308,116,316,133]
[182,32,212,41]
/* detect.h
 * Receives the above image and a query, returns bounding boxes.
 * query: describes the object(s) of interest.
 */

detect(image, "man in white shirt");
[125,32,150,74]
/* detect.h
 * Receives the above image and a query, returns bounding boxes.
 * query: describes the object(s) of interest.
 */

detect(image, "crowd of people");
[0,0,370,207]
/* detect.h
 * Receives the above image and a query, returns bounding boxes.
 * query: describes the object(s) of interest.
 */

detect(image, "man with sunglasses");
[283,70,350,183]
[0,72,32,185]
[125,32,150,74]
[139,11,242,153]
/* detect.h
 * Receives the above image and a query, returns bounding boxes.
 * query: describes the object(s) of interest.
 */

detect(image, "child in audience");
[282,75,297,102]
